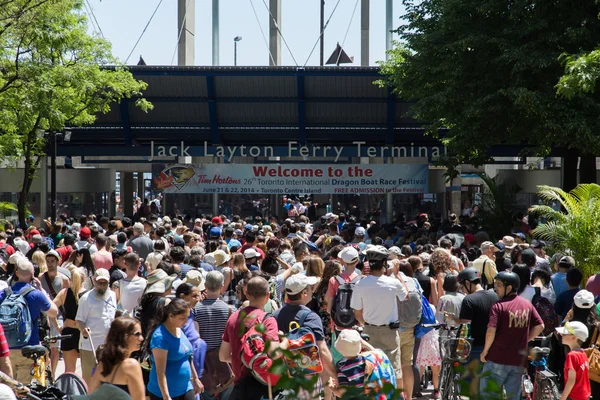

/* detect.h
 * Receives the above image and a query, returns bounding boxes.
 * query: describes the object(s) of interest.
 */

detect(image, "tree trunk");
[579,154,597,184]
[18,155,40,229]
[562,148,579,193]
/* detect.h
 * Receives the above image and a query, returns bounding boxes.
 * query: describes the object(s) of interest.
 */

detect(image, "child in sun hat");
[555,321,590,400]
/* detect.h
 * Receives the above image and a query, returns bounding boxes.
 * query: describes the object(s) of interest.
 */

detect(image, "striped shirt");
[337,356,367,388]
[194,298,230,351]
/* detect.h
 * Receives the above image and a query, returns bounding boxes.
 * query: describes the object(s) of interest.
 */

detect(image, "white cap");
[354,227,366,237]
[244,248,261,259]
[94,269,110,282]
[574,290,595,309]
[285,274,319,295]
[339,247,359,264]
[334,329,362,358]
[388,246,404,257]
[556,321,589,342]
[46,250,61,261]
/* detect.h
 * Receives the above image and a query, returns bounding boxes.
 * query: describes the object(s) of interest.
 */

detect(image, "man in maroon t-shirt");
[479,271,544,400]
[238,232,264,259]
[219,276,287,400]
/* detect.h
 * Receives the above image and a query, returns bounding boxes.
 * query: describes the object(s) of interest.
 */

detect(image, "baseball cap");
[464,233,476,244]
[515,232,526,240]
[555,321,589,342]
[211,217,223,225]
[388,246,404,257]
[531,239,544,249]
[183,269,206,291]
[27,229,40,238]
[559,256,575,269]
[244,224,253,231]
[46,250,61,261]
[574,290,595,309]
[209,227,222,238]
[94,269,110,282]
[339,247,359,264]
[285,274,319,295]
[335,329,362,358]
[243,248,261,259]
[354,227,366,237]
[80,227,91,239]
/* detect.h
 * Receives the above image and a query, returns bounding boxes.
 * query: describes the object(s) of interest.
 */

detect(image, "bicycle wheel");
[452,375,462,400]
[439,362,454,400]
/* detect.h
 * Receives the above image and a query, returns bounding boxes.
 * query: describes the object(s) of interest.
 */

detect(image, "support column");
[121,172,134,217]
[269,0,281,66]
[108,169,116,218]
[361,0,369,66]
[213,194,219,216]
[40,157,48,220]
[212,0,219,65]
[137,172,145,201]
[385,156,393,223]
[385,0,392,59]
[178,0,195,66]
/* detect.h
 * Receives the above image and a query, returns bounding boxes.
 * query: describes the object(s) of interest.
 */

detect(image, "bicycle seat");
[21,345,47,360]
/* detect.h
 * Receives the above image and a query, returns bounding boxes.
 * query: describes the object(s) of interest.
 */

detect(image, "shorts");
[399,328,415,366]
[60,327,80,352]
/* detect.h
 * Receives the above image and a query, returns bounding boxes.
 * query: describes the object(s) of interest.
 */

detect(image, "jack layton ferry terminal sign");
[148,141,446,162]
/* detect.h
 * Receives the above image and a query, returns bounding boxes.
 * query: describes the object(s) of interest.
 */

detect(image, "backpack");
[268,277,282,308]
[414,295,437,339]
[0,286,35,348]
[532,287,559,336]
[481,259,493,290]
[397,276,423,329]
[362,350,398,398]
[0,244,9,265]
[332,275,361,328]
[240,312,281,386]
[275,309,323,375]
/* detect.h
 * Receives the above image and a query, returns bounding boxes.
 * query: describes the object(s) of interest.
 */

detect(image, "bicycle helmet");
[457,267,481,283]
[366,245,389,262]
[494,271,520,293]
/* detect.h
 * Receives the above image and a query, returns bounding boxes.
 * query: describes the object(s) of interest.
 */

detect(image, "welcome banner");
[154,164,429,194]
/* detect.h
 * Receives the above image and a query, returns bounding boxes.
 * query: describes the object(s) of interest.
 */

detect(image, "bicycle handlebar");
[42,334,73,343]
[421,323,460,330]
[26,393,42,400]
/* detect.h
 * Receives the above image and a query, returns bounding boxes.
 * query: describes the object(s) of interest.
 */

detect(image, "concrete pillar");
[108,169,116,218]
[40,157,48,220]
[178,0,195,66]
[121,172,134,217]
[385,0,393,59]
[212,0,219,66]
[269,0,281,66]
[361,0,369,66]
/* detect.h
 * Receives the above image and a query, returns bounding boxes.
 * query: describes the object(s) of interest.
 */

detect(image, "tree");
[530,184,600,281]
[378,0,600,190]
[0,0,151,228]
[477,175,522,242]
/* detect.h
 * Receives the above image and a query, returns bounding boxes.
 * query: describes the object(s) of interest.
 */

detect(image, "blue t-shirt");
[149,325,193,397]
[0,282,51,348]
[199,262,214,273]
[178,264,194,279]
[551,272,568,298]
[555,288,579,320]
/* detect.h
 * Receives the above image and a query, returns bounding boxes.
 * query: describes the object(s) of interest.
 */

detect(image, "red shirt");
[0,324,9,357]
[487,294,544,367]
[238,244,265,259]
[0,242,14,257]
[55,245,73,264]
[222,306,279,383]
[564,349,591,400]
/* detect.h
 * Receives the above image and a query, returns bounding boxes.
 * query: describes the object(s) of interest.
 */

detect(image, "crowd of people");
[0,210,596,400]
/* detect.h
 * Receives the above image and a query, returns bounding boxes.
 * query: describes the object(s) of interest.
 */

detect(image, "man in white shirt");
[473,241,499,288]
[75,269,116,384]
[114,253,147,316]
[351,245,407,389]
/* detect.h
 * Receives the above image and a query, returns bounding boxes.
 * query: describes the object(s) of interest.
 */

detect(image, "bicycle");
[422,323,471,400]
[20,334,73,389]
[523,346,559,400]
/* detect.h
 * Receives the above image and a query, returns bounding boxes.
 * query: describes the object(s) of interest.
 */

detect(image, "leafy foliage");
[477,175,522,242]
[377,0,600,179]
[530,184,600,280]
[0,0,151,227]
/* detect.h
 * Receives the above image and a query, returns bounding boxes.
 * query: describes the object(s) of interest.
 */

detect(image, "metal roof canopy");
[61,66,528,159]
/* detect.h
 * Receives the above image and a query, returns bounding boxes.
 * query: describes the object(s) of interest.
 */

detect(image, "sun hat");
[335,329,362,358]
[183,269,205,291]
[211,249,231,266]
[146,276,177,294]
[574,290,595,309]
[243,248,261,259]
[502,236,517,250]
[555,321,589,342]
[285,274,319,295]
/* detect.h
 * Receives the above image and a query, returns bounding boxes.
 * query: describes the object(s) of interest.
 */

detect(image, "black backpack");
[481,259,493,290]
[332,275,361,328]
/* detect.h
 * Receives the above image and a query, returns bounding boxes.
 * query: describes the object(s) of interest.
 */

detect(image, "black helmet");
[457,267,481,283]
[366,245,389,262]
[494,271,520,293]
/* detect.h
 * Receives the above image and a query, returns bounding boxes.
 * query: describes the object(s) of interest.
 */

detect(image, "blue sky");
[85,0,406,66]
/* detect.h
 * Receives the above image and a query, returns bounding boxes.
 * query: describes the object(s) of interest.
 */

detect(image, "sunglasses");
[129,331,143,338]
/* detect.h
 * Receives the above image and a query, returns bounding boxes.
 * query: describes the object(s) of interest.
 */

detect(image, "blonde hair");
[67,264,83,304]
[32,250,48,274]
[231,252,248,274]
[305,256,324,278]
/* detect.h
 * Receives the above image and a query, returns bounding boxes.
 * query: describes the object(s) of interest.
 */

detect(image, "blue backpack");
[0,286,35,348]
[414,294,437,339]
